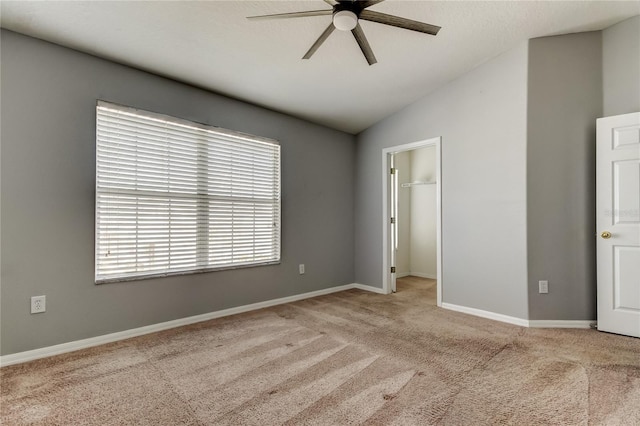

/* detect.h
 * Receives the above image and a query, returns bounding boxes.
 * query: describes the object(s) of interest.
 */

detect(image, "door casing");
[382,137,442,305]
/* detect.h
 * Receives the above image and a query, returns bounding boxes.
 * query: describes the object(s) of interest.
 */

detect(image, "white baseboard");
[528,320,595,329]
[408,272,437,279]
[2,284,594,367]
[2,283,380,367]
[396,272,411,278]
[441,302,529,327]
[442,303,596,329]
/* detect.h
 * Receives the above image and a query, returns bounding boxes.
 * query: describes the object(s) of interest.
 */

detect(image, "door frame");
[382,137,443,306]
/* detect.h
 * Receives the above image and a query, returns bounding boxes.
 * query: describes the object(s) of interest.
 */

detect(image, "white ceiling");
[1,1,639,134]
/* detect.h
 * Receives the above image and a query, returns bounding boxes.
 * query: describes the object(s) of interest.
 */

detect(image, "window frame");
[95,100,281,284]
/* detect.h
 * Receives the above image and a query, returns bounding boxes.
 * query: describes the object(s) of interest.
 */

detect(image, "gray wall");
[355,43,530,319]
[0,30,355,355]
[526,32,603,320]
[603,16,640,117]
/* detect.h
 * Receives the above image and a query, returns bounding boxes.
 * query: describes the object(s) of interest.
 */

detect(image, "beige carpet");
[2,276,639,425]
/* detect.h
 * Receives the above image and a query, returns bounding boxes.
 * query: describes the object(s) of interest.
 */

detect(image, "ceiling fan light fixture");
[333,10,358,31]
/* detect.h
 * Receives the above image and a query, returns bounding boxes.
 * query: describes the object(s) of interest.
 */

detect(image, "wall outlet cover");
[31,295,46,314]
[538,280,549,294]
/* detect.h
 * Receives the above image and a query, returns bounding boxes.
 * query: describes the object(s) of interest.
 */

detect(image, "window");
[95,101,281,283]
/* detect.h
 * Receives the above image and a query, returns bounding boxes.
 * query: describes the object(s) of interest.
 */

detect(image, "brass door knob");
[601,231,612,239]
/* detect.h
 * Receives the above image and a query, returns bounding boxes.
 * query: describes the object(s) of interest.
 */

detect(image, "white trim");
[435,141,442,307]
[396,272,411,278]
[352,283,388,294]
[1,283,383,367]
[382,137,443,306]
[441,302,529,327]
[407,272,437,279]
[528,320,595,329]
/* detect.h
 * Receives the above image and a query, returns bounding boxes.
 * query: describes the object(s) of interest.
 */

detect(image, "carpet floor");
[2,276,639,425]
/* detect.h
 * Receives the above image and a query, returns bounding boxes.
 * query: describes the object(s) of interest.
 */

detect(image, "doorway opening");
[382,137,442,306]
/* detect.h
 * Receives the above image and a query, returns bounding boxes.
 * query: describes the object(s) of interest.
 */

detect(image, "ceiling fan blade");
[303,24,336,60]
[248,10,332,20]
[351,23,377,65]
[358,0,385,9]
[324,0,338,5]
[359,10,441,35]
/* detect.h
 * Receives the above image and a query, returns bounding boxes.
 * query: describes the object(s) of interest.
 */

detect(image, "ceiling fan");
[247,0,441,65]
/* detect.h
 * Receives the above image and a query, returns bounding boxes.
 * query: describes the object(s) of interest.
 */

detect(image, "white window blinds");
[95,101,281,283]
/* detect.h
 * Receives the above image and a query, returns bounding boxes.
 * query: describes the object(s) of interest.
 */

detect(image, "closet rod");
[401,181,436,188]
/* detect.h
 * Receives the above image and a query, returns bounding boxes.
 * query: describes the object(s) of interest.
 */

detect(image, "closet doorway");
[382,137,442,306]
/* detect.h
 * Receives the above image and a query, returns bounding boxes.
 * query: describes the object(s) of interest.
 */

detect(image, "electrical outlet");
[299,264,305,275]
[538,280,549,294]
[31,295,46,314]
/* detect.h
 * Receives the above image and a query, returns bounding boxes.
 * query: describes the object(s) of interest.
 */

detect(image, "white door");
[596,112,640,338]
[390,155,398,293]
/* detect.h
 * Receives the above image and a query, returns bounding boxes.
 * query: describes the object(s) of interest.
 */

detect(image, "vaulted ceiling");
[1,1,639,133]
